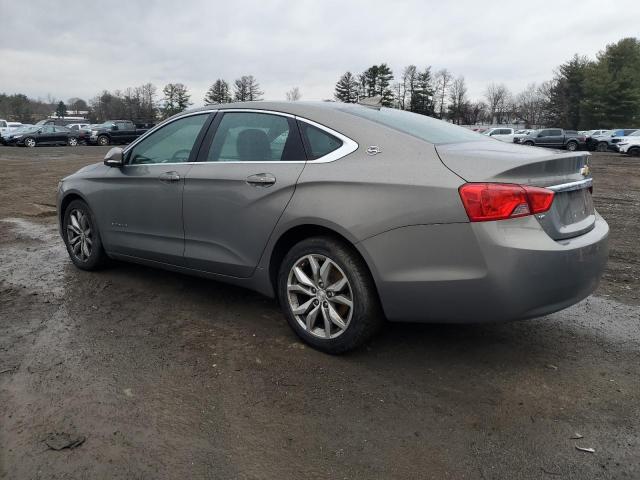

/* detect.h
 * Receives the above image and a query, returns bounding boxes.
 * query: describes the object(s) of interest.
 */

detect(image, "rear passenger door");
[182,111,307,277]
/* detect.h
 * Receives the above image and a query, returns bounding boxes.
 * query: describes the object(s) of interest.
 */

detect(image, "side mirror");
[104,147,124,167]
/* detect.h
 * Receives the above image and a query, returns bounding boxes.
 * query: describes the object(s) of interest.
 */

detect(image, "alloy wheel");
[287,254,353,339]
[66,209,93,262]
[68,137,78,146]
[25,138,36,148]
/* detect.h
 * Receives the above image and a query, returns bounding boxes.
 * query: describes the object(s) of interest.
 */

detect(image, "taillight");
[458,183,555,222]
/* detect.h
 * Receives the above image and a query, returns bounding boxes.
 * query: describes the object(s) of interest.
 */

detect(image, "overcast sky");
[1,0,638,106]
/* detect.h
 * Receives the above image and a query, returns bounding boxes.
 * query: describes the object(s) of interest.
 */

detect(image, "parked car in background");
[513,129,536,144]
[88,120,151,146]
[57,102,608,353]
[520,129,587,151]
[1,124,33,145]
[482,127,515,142]
[586,129,639,152]
[6,124,80,147]
[0,119,22,136]
[584,129,608,137]
[615,133,640,156]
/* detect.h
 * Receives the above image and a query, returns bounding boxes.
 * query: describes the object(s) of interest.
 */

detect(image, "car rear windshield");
[336,106,487,145]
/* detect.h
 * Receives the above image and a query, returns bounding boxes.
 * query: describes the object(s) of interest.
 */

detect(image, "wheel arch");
[267,223,381,303]
[58,191,90,231]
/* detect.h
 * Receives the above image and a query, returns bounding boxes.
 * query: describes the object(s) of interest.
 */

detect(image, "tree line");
[334,37,640,128]
[1,37,638,128]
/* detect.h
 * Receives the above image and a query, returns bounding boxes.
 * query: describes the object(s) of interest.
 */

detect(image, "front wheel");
[566,141,578,151]
[97,135,110,146]
[24,137,36,148]
[628,147,640,157]
[523,141,534,146]
[63,199,107,270]
[597,142,609,152]
[277,237,383,354]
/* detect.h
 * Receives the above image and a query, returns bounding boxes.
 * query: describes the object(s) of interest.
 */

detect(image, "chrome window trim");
[548,178,593,192]
[122,108,358,166]
[295,116,359,163]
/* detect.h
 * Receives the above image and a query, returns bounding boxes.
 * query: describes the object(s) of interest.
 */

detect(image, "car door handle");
[246,173,276,187]
[159,171,180,183]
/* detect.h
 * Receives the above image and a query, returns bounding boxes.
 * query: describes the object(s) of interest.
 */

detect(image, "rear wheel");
[24,137,36,148]
[63,199,107,270]
[67,137,78,147]
[628,147,640,157]
[566,141,578,151]
[277,237,383,354]
[597,142,609,152]
[97,135,110,146]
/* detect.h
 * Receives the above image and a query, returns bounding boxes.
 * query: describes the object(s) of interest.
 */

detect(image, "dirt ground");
[0,146,638,479]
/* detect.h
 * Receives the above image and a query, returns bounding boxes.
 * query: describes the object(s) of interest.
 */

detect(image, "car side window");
[206,112,305,162]
[299,122,343,160]
[128,114,209,165]
[550,129,562,136]
[42,125,54,134]
[538,130,549,137]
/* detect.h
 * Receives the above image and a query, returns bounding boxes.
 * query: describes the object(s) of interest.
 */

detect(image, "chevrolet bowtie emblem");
[580,165,591,176]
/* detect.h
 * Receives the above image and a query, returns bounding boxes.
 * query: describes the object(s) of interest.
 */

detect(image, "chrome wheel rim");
[25,138,35,147]
[68,137,78,146]
[66,209,93,262]
[98,136,108,145]
[287,254,353,339]
[567,142,576,151]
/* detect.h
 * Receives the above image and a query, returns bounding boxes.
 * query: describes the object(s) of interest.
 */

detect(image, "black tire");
[277,236,383,354]
[62,199,107,270]
[628,147,640,157]
[597,142,608,152]
[97,135,110,146]
[67,137,78,147]
[24,137,36,148]
[566,141,578,151]
[523,141,534,146]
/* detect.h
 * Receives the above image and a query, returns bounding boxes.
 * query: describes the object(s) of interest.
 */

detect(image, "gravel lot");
[1,146,639,479]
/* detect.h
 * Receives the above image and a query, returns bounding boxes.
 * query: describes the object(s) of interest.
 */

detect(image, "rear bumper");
[359,213,609,323]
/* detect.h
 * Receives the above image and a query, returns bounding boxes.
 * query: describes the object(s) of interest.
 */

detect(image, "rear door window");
[206,112,305,162]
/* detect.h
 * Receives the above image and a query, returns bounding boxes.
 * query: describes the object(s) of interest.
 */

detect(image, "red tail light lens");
[458,183,555,222]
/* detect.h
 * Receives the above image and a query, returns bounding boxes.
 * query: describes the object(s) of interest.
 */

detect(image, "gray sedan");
[57,102,609,353]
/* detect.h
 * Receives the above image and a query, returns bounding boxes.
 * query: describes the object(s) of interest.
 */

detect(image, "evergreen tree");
[548,55,589,129]
[55,101,67,118]
[334,72,359,103]
[162,83,191,118]
[581,38,640,128]
[359,64,394,106]
[204,79,231,104]
[410,67,435,115]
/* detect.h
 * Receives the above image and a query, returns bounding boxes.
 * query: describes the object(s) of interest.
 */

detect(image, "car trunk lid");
[436,140,595,240]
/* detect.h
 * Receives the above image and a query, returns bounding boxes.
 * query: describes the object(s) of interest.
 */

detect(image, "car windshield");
[337,106,487,144]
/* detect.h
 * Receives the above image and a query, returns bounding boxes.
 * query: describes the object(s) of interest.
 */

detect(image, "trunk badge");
[580,165,590,176]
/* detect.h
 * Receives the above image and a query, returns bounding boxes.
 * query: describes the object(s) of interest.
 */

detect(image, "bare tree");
[285,86,301,101]
[485,83,512,124]
[434,69,453,119]
[514,83,548,128]
[447,76,468,124]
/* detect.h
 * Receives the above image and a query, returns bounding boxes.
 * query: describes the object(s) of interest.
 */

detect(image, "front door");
[100,112,212,265]
[183,111,307,277]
